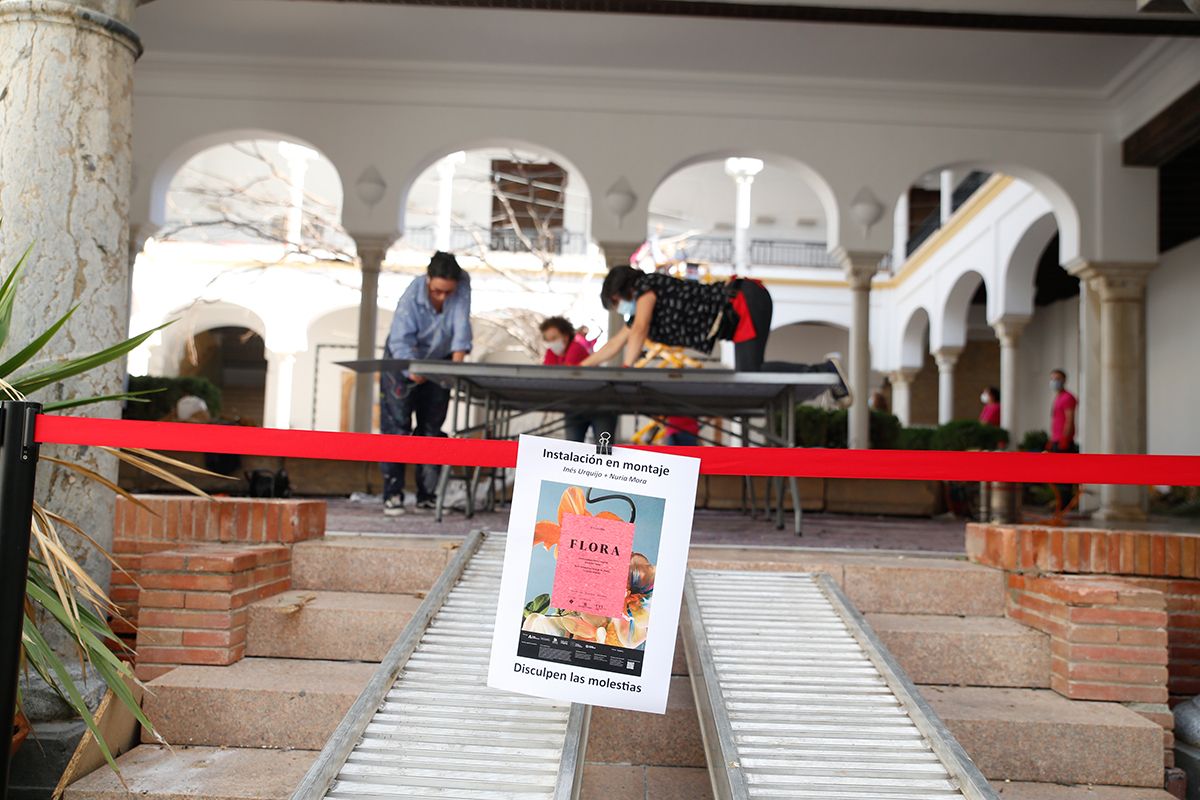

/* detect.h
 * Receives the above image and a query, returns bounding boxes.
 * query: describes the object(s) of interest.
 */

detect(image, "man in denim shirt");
[380,252,472,515]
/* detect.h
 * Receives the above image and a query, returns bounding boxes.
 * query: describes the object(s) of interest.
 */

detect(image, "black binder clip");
[596,431,613,456]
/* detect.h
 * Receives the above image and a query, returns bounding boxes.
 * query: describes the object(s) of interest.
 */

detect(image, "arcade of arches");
[2,0,1199,535]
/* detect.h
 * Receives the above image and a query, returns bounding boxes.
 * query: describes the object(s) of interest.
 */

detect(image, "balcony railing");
[906,171,992,257]
[402,226,590,256]
[677,237,840,269]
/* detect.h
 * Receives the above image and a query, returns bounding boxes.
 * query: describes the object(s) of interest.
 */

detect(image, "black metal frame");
[0,401,44,797]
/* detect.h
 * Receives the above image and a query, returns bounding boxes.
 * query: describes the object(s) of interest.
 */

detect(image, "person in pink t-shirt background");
[1047,369,1078,454]
[979,386,1001,428]
[540,316,618,444]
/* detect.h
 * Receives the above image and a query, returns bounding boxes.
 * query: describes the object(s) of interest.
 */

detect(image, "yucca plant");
[1,238,218,782]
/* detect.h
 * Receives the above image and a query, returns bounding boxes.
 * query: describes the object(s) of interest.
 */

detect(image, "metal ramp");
[682,569,998,800]
[292,530,589,800]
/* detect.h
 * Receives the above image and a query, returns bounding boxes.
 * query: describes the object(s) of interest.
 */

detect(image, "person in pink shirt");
[540,316,617,443]
[540,316,590,366]
[979,386,1001,427]
[1047,369,1078,453]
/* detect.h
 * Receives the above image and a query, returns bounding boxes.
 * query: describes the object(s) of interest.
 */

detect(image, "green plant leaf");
[0,304,76,378]
[21,616,123,777]
[42,389,160,413]
[10,322,170,396]
[0,243,32,351]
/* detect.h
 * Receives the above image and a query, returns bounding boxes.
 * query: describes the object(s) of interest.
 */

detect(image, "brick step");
[291,536,457,593]
[586,676,705,768]
[923,686,1164,787]
[63,745,316,799]
[141,658,375,750]
[866,613,1050,688]
[247,589,422,662]
[995,783,1175,799]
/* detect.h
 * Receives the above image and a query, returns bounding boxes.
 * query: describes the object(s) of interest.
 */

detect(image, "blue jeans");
[564,413,618,444]
[380,372,450,503]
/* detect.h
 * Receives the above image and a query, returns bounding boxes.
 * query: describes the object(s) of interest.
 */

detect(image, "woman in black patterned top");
[581,266,774,370]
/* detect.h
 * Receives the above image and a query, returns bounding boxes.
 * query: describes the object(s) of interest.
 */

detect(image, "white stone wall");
[1147,237,1200,456]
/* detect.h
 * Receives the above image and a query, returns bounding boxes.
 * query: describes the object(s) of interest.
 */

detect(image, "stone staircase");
[65,536,1174,799]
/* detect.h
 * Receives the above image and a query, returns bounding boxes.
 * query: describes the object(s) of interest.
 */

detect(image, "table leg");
[434,464,450,523]
[787,387,802,536]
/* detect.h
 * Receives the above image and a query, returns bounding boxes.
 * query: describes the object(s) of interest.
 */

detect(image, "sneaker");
[414,498,437,512]
[383,496,406,517]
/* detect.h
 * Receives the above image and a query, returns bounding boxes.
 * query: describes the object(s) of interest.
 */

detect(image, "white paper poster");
[487,434,700,714]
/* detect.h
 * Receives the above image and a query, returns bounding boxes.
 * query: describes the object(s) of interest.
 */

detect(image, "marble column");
[939,169,956,224]
[992,315,1030,440]
[353,236,389,433]
[838,251,881,449]
[934,346,962,424]
[263,350,298,430]
[0,0,141,593]
[1070,261,1155,520]
[435,151,465,251]
[888,368,919,427]
[724,158,763,275]
[892,192,909,267]
[599,240,643,365]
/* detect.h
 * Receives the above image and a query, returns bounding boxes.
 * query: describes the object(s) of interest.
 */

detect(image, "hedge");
[793,405,1008,451]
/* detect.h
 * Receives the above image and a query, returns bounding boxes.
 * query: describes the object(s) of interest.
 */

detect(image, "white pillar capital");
[833,248,884,289]
[599,240,645,270]
[354,234,393,274]
[888,367,919,386]
[723,157,764,183]
[934,346,962,371]
[991,314,1031,346]
[1066,260,1155,303]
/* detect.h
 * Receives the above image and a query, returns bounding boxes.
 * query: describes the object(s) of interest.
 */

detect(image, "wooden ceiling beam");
[303,0,1200,36]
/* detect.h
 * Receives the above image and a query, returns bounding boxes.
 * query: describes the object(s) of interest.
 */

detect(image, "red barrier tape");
[33,414,1200,486]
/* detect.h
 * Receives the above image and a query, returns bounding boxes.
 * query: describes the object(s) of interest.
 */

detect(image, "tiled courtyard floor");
[324,496,970,553]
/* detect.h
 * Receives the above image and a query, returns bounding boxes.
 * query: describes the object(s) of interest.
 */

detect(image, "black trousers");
[732,280,773,372]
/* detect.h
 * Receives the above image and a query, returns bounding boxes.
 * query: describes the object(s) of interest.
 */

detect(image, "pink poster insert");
[551,512,635,618]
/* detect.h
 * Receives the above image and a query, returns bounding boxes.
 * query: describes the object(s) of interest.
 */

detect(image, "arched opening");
[891,163,1082,271]
[924,271,998,425]
[647,152,840,275]
[155,135,351,260]
[1012,234,1082,442]
[765,322,848,365]
[179,326,268,426]
[395,144,597,267]
[306,305,395,432]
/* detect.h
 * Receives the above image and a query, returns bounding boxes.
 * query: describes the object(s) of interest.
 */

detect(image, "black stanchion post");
[0,402,42,797]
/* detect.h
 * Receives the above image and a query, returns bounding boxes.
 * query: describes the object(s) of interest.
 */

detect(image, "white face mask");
[1050,379,1064,392]
[980,392,990,404]
[547,340,567,356]
[617,299,636,319]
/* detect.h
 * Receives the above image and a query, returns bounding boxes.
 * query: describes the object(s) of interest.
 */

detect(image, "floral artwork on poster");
[520,483,663,677]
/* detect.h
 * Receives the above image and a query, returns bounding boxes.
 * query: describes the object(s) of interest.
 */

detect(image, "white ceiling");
[136,0,1162,91]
